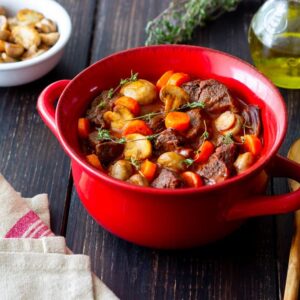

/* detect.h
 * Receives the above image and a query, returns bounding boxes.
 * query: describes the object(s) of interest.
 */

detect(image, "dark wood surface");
[0,0,299,299]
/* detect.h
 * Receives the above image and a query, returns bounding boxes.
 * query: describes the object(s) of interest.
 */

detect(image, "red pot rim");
[56,45,287,196]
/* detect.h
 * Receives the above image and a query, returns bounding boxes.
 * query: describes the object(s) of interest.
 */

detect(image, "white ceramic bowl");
[0,0,72,87]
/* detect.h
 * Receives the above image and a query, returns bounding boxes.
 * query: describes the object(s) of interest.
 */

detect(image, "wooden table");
[1,0,299,299]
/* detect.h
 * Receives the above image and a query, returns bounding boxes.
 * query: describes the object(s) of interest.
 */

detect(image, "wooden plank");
[0,0,96,234]
[274,89,300,299]
[65,0,281,299]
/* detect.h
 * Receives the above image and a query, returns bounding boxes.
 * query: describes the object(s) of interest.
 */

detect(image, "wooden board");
[0,0,296,298]
[65,1,286,299]
[0,0,96,234]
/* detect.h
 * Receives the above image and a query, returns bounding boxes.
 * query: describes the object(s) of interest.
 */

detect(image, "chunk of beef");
[186,108,203,140]
[95,142,124,167]
[147,114,165,133]
[154,128,185,155]
[86,90,116,127]
[242,105,261,136]
[214,144,237,168]
[182,79,236,113]
[197,157,229,184]
[196,143,237,184]
[88,131,100,148]
[151,168,183,189]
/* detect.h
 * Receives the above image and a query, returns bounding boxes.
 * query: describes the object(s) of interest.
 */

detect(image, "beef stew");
[78,71,263,189]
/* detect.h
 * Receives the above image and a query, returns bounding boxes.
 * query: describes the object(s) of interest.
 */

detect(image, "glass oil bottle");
[249,0,300,89]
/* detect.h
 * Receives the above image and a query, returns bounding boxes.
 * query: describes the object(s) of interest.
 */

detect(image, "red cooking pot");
[37,45,300,249]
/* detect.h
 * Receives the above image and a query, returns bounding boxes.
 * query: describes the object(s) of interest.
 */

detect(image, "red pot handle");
[226,154,300,220]
[37,80,71,139]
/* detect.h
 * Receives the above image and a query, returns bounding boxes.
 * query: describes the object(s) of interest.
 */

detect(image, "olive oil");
[249,0,300,89]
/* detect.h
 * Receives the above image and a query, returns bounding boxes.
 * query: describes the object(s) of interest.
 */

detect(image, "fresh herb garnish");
[106,70,139,100]
[97,129,126,144]
[97,100,107,109]
[130,157,141,170]
[129,133,161,142]
[145,0,240,45]
[107,88,114,99]
[98,129,160,145]
[222,132,234,145]
[180,101,205,110]
[183,158,194,167]
[200,120,209,140]
[146,133,161,141]
[129,111,163,122]
[128,101,205,122]
[120,71,138,85]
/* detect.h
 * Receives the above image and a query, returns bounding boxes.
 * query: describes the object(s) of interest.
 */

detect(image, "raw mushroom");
[0,40,4,52]
[22,45,37,59]
[0,8,59,63]
[109,160,133,181]
[12,26,41,49]
[35,18,57,33]
[120,79,157,105]
[7,18,18,30]
[17,9,44,25]
[1,52,17,63]
[0,30,10,41]
[127,174,149,186]
[4,42,24,58]
[0,6,6,16]
[0,15,8,31]
[160,85,189,112]
[40,32,60,46]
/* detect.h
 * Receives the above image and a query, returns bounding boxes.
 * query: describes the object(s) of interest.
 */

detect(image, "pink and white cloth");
[0,174,118,300]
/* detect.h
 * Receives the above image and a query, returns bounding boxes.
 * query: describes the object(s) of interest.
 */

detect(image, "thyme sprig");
[145,0,240,45]
[180,101,205,110]
[107,70,139,100]
[97,100,107,109]
[96,71,139,110]
[222,132,234,145]
[183,158,194,167]
[128,101,205,122]
[130,157,141,170]
[97,129,126,144]
[97,129,160,145]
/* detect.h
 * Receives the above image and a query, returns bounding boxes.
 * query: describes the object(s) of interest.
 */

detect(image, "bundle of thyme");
[145,0,241,45]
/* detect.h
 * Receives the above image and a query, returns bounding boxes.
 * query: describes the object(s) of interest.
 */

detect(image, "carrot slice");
[181,171,203,188]
[243,134,262,156]
[165,111,190,131]
[86,154,103,171]
[167,72,190,86]
[156,70,174,91]
[140,159,157,182]
[123,120,153,136]
[194,140,215,164]
[78,118,90,138]
[115,96,140,116]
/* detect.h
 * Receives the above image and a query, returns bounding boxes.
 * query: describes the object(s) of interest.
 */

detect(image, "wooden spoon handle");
[284,139,300,300]
[284,210,300,300]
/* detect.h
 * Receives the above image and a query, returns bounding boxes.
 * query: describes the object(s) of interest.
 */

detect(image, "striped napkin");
[0,174,118,300]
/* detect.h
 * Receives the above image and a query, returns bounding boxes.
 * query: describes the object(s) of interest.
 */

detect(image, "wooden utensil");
[284,139,300,300]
